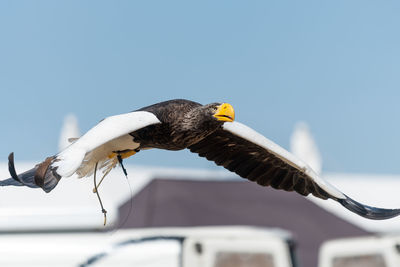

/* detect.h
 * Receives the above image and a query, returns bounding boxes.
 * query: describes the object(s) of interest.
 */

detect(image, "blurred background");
[1,0,400,173]
[1,1,400,267]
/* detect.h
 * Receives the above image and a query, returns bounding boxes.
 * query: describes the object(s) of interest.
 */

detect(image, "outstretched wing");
[189,121,400,220]
[1,111,161,193]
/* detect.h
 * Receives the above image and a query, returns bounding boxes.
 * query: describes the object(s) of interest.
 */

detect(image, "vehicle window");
[214,252,275,267]
[332,254,386,267]
[85,239,182,267]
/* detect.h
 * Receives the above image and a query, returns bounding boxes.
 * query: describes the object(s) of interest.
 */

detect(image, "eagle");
[1,99,399,220]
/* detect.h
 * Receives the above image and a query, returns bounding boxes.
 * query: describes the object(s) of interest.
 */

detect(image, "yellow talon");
[121,150,136,159]
[107,150,137,159]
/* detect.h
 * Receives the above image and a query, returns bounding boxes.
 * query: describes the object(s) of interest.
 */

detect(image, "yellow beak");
[213,103,235,122]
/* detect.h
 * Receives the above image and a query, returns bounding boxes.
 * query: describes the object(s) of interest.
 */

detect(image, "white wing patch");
[53,111,161,177]
[75,134,140,178]
[222,121,345,200]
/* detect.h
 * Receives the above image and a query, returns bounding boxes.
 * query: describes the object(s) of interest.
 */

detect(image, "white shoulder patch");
[222,121,345,200]
[54,111,161,177]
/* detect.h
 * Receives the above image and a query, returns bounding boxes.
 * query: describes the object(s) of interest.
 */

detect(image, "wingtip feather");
[1,153,61,192]
[338,195,400,220]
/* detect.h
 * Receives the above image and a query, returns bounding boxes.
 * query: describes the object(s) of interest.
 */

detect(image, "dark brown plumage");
[133,99,225,150]
[2,98,400,220]
[189,129,331,200]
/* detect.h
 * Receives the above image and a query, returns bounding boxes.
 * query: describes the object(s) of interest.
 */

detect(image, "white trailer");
[319,235,400,267]
[0,226,297,267]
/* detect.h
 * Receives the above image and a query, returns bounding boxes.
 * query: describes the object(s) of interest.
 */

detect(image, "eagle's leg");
[93,162,107,226]
[92,167,113,193]
[92,150,137,192]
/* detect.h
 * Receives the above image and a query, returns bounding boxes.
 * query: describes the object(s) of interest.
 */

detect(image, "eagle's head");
[180,102,235,138]
[210,103,235,122]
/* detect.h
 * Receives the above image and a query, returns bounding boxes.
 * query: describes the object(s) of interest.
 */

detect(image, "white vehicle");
[319,235,400,267]
[0,226,297,267]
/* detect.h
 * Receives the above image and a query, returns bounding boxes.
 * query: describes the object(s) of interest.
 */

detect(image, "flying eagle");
[1,99,399,220]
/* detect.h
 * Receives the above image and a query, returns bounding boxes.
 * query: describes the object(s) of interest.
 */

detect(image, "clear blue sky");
[1,0,400,174]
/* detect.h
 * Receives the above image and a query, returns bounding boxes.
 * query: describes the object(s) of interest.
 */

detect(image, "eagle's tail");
[0,153,61,193]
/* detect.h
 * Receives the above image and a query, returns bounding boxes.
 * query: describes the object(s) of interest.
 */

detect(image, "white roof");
[0,161,235,231]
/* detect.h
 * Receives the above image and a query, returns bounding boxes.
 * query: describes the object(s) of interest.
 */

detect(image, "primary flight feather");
[1,99,400,220]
